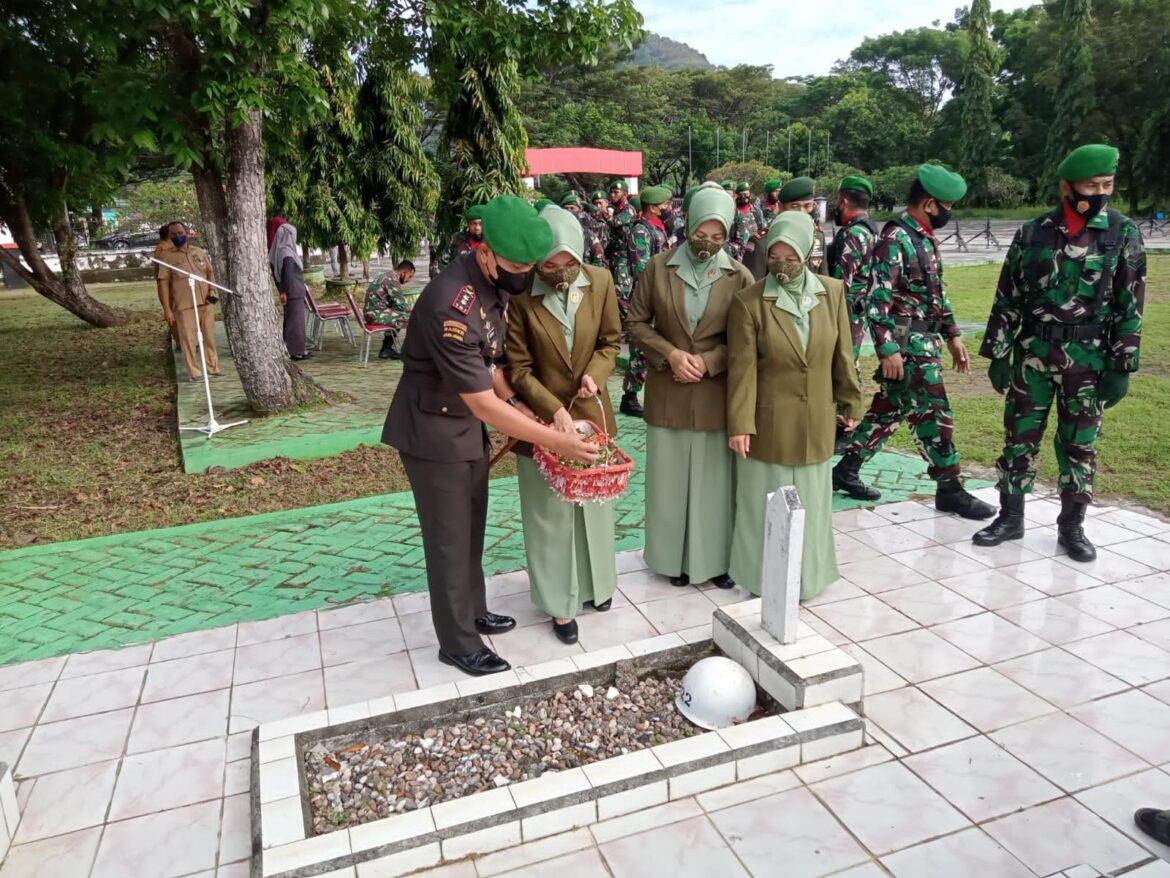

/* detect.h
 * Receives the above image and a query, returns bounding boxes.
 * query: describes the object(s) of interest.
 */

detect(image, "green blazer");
[727,274,863,466]
[626,248,755,431]
[505,263,622,436]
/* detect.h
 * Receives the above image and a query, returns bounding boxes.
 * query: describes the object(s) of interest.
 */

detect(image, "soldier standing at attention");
[758,179,783,227]
[602,179,642,416]
[973,144,1145,561]
[561,192,608,269]
[831,165,995,520]
[727,182,762,262]
[775,177,826,272]
[625,185,673,415]
[437,205,485,272]
[382,195,599,677]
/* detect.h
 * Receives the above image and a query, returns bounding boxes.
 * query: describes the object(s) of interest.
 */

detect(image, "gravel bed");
[305,671,704,834]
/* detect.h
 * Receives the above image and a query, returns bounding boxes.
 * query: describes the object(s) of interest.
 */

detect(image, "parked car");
[96,230,159,250]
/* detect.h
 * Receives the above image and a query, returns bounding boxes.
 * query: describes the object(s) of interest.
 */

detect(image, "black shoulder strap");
[1094,208,1124,308]
[886,217,937,292]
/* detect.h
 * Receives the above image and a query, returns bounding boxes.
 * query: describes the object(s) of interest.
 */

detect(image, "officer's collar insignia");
[479,306,487,320]
[451,285,477,315]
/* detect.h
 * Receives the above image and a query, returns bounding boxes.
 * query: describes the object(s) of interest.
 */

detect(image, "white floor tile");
[810,596,918,642]
[1131,618,1170,652]
[838,643,908,696]
[860,628,981,683]
[999,558,1103,596]
[0,657,65,694]
[575,607,659,652]
[0,684,51,734]
[1075,767,1170,861]
[931,612,1050,664]
[832,507,891,531]
[1070,689,1170,764]
[1064,630,1170,686]
[919,667,1056,732]
[993,648,1128,709]
[1108,536,1170,572]
[937,569,1046,611]
[1068,582,1170,627]
[141,648,235,703]
[949,538,1046,570]
[127,688,229,754]
[397,610,440,650]
[232,631,321,685]
[833,533,886,565]
[227,669,325,733]
[236,610,318,646]
[108,738,225,820]
[150,625,237,663]
[18,709,133,777]
[877,582,984,626]
[60,644,153,680]
[598,814,747,877]
[637,591,719,634]
[316,599,396,631]
[13,760,118,843]
[873,500,943,524]
[39,667,144,723]
[849,524,939,555]
[1053,547,1157,584]
[319,618,406,666]
[1115,572,1170,611]
[90,799,221,878]
[861,687,976,754]
[1094,509,1170,537]
[888,545,990,581]
[323,652,416,706]
[881,827,1035,878]
[0,826,103,878]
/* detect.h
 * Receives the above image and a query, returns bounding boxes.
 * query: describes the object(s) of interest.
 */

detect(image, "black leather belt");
[1023,321,1103,342]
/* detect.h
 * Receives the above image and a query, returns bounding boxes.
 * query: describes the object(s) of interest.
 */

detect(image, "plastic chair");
[305,287,354,348]
[344,289,394,368]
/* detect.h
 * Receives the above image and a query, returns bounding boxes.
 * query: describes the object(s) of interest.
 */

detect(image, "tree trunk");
[0,189,130,328]
[192,164,231,286]
[337,242,349,279]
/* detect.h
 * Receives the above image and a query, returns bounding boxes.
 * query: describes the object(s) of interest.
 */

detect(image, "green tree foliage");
[1043,0,1097,196]
[705,162,787,193]
[959,0,999,204]
[117,175,202,232]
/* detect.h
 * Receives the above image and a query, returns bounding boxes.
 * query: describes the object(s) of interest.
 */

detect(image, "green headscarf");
[538,204,584,263]
[763,211,824,326]
[669,187,734,307]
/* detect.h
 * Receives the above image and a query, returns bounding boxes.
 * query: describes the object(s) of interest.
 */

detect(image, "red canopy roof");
[524,148,642,177]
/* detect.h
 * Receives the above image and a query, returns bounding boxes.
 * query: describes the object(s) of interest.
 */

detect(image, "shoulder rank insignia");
[451,285,477,315]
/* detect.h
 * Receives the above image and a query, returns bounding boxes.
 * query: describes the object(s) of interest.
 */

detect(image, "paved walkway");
[1,491,1169,877]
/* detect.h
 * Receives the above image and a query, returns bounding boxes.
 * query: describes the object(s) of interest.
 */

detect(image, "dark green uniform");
[437,230,479,272]
[363,271,411,333]
[827,215,880,363]
[382,252,508,656]
[574,210,608,269]
[842,213,964,481]
[980,207,1145,502]
[626,215,668,396]
[756,194,781,227]
[726,203,763,262]
[605,199,638,302]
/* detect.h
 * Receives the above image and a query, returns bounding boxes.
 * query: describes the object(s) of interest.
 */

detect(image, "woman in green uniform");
[726,212,862,599]
[506,206,622,644]
[627,187,754,590]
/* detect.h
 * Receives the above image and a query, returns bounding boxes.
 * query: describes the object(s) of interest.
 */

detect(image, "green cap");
[917,164,967,203]
[764,179,783,193]
[682,185,700,213]
[766,210,815,261]
[687,188,735,237]
[464,204,485,222]
[721,179,735,190]
[480,195,554,265]
[560,192,580,207]
[630,195,641,210]
[735,182,751,194]
[838,175,873,197]
[538,204,584,264]
[779,176,816,202]
[608,180,629,192]
[639,185,671,207]
[1058,144,1119,182]
[591,190,607,201]
[534,198,554,212]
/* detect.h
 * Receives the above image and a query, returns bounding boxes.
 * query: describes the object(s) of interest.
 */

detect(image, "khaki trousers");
[175,304,219,379]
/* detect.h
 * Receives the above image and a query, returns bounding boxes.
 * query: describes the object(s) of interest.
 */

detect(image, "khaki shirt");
[156,244,216,312]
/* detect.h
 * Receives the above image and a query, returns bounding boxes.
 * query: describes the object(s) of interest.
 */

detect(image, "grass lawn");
[864,254,1170,513]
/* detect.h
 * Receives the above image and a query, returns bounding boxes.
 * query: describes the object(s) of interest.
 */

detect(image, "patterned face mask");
[768,259,805,284]
[538,265,580,292]
[689,236,721,261]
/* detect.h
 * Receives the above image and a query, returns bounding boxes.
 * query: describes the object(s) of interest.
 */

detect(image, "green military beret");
[480,195,554,264]
[917,164,967,203]
[639,185,671,206]
[764,179,783,193]
[560,192,580,207]
[534,198,554,212]
[721,179,735,190]
[630,195,641,210]
[1058,144,1119,182]
[735,182,751,193]
[591,190,607,201]
[608,180,629,192]
[838,175,873,197]
[464,204,485,222]
[779,176,816,202]
[682,185,701,212]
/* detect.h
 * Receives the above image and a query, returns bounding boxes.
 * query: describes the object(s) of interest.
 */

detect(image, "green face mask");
[538,265,580,291]
[688,236,721,261]
[768,259,805,285]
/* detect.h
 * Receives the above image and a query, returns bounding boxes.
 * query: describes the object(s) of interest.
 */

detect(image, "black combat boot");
[973,494,1025,546]
[1057,496,1097,562]
[619,391,644,418]
[378,333,400,360]
[832,453,881,501]
[935,479,996,520]
[834,422,850,456]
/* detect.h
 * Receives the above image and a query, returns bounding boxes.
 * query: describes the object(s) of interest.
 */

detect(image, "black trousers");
[400,450,490,655]
[283,296,307,357]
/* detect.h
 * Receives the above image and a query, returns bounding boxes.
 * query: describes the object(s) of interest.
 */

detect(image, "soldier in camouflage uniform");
[726,182,763,262]
[832,165,995,520]
[364,260,416,359]
[757,179,783,227]
[623,185,672,416]
[776,177,826,272]
[602,179,642,415]
[974,145,1145,562]
[437,205,484,272]
[561,192,608,269]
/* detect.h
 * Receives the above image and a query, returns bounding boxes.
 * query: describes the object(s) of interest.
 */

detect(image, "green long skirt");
[644,425,735,583]
[516,456,617,619]
[728,456,837,600]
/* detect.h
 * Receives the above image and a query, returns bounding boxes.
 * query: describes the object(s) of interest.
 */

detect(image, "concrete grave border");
[0,761,18,867]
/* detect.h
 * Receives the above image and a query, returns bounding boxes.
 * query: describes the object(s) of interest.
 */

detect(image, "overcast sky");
[639,0,1038,77]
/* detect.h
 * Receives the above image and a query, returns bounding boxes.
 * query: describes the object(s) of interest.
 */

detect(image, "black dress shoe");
[711,574,736,590]
[552,618,579,644]
[619,392,644,418]
[291,352,313,361]
[475,612,516,635]
[438,647,511,676]
[590,598,613,612]
[669,573,690,588]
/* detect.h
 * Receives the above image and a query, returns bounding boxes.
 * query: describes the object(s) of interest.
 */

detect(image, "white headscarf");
[268,223,301,285]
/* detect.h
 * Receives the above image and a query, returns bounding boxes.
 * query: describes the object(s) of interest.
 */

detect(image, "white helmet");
[675,656,757,730]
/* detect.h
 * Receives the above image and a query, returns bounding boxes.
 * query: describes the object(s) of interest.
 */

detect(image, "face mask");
[688,236,721,261]
[660,208,675,226]
[495,266,530,294]
[1067,189,1110,220]
[769,259,805,284]
[929,204,951,231]
[538,265,580,292]
[469,231,483,242]
[171,235,187,248]
[738,195,751,205]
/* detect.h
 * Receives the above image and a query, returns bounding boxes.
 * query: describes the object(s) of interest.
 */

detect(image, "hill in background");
[628,32,716,71]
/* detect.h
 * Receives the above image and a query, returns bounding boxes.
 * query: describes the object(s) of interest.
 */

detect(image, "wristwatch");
[506,395,522,408]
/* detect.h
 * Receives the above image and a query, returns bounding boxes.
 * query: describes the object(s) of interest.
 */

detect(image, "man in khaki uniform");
[156,221,220,380]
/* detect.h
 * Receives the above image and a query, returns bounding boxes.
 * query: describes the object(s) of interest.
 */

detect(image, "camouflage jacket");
[576,212,609,269]
[980,208,1145,373]
[670,210,688,248]
[584,207,611,254]
[604,201,638,266]
[828,216,879,315]
[726,204,763,262]
[438,231,478,271]
[629,216,668,282]
[868,213,960,360]
[363,271,409,325]
[756,196,781,228]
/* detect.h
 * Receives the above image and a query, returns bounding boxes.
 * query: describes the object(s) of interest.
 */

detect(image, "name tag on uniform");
[442,320,467,341]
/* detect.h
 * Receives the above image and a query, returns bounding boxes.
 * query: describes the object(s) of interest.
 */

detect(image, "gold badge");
[569,290,582,305]
[479,306,487,320]
[442,319,468,342]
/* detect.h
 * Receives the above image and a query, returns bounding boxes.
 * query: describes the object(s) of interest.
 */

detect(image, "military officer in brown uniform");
[156,221,220,381]
[383,195,599,677]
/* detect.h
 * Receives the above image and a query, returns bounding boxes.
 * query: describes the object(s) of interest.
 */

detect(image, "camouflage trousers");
[843,356,961,481]
[996,361,1103,503]
[848,305,867,384]
[614,264,646,396]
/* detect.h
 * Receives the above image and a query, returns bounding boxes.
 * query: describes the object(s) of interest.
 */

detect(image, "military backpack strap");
[1092,208,1124,309]
[886,217,939,297]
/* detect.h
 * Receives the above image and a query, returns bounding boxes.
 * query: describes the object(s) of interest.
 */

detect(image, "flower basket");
[533,418,634,505]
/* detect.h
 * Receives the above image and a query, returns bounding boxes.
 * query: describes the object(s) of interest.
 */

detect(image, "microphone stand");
[150,256,248,438]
